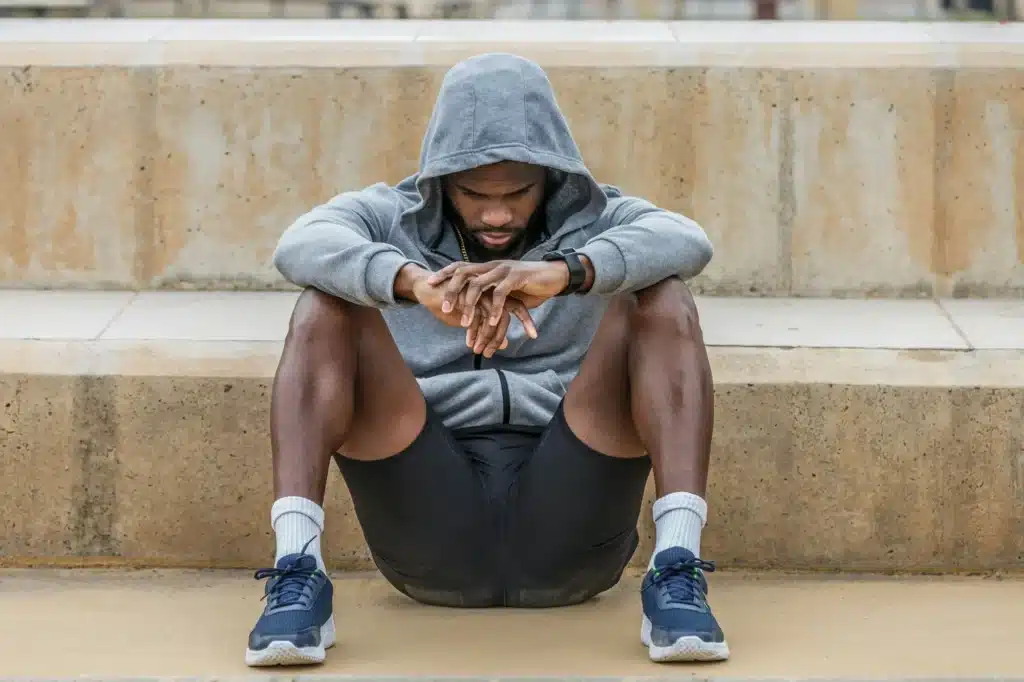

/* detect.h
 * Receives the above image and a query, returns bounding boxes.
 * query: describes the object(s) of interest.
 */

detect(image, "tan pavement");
[1,569,1022,679]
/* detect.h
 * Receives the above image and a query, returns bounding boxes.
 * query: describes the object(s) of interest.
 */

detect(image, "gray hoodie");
[273,53,713,431]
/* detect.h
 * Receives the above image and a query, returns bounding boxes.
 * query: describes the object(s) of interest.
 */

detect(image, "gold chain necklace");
[453,227,469,261]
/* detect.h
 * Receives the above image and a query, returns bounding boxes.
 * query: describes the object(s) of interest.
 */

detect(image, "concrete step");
[1,21,1023,297]
[1,291,1023,572]
[0,568,1022,679]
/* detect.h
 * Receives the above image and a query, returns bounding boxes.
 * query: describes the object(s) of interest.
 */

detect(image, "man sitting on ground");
[246,52,727,667]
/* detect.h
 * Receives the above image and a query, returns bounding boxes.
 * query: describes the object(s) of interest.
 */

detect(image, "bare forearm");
[394,263,430,302]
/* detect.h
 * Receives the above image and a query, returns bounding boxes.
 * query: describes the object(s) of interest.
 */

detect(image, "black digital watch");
[541,248,587,296]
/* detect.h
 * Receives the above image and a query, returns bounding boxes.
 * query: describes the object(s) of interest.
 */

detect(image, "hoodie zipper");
[455,228,481,373]
[455,228,510,428]
[456,226,510,602]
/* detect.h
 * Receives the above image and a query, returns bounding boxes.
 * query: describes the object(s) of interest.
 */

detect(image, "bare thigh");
[333,303,426,461]
[562,295,645,459]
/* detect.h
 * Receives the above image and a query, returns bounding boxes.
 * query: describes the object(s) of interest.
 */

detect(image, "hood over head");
[400,53,615,252]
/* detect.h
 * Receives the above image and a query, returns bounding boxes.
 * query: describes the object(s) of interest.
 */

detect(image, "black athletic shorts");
[335,401,651,608]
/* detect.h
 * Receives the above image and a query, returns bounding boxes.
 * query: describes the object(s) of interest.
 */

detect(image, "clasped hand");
[410,260,570,358]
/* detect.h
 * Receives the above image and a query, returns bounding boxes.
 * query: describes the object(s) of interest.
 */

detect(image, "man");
[247,52,726,667]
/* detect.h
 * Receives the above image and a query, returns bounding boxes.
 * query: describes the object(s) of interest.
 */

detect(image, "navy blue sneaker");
[245,548,335,667]
[641,547,729,662]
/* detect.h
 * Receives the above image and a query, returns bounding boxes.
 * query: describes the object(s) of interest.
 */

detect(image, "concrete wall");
[1,20,1023,297]
[1,341,1021,572]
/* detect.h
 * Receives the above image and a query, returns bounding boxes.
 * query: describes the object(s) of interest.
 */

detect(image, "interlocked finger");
[470,298,507,355]
[481,310,511,358]
[462,267,508,326]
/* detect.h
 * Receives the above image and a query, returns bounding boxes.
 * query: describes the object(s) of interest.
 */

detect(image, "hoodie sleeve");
[272,189,424,308]
[575,196,713,295]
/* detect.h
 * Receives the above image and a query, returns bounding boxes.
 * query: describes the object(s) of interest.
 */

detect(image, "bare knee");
[632,277,704,343]
[286,287,360,345]
[597,293,638,333]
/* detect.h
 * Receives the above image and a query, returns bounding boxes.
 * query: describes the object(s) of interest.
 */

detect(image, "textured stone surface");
[941,299,1024,350]
[0,23,1022,295]
[936,69,1024,298]
[787,68,938,297]
[1,342,1021,572]
[0,376,78,557]
[0,66,149,289]
[108,375,369,569]
[111,377,278,566]
[146,66,443,289]
[0,290,133,339]
[552,68,788,296]
[689,68,787,296]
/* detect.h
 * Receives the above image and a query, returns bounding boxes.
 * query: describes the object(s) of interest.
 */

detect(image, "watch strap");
[542,248,587,296]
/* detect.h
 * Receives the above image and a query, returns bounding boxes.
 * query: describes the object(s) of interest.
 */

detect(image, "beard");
[465,225,531,257]
[444,200,546,261]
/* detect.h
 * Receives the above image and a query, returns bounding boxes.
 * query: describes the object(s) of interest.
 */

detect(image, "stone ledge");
[2,341,1024,386]
[2,338,1021,571]
[3,59,1024,296]
[1,295,1022,570]
[3,291,1024,350]
[0,19,1024,67]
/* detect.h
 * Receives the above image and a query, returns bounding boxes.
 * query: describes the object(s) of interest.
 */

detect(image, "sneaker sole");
[245,615,336,667]
[641,614,730,662]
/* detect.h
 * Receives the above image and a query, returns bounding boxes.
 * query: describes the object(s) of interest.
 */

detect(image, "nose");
[480,205,513,228]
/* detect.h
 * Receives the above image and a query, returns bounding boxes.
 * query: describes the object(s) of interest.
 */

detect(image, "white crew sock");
[649,491,708,569]
[271,496,326,573]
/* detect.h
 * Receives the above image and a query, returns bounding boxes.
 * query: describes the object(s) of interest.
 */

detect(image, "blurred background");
[0,0,1018,21]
